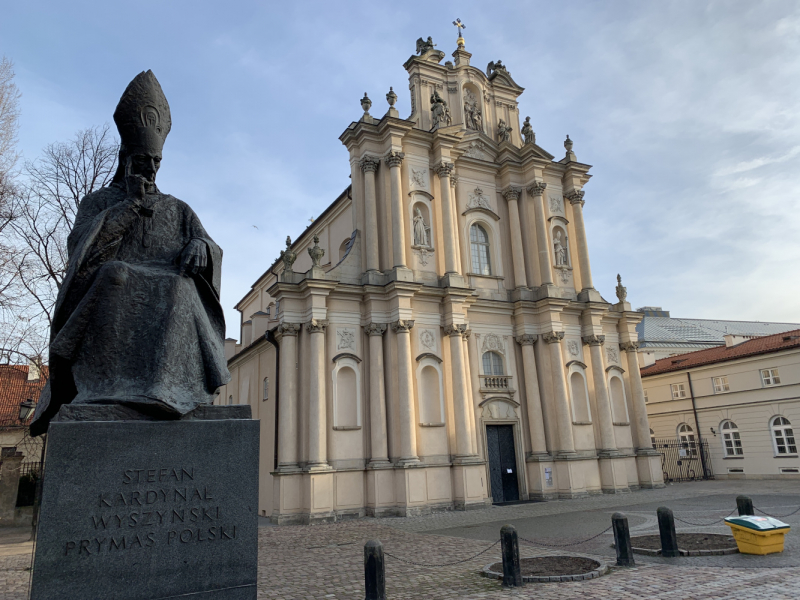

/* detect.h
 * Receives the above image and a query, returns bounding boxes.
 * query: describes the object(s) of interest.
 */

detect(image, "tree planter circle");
[614,533,739,556]
[483,556,608,583]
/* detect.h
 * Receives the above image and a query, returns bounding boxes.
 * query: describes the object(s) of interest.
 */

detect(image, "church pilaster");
[542,330,576,455]
[391,319,419,465]
[445,323,474,459]
[527,182,553,286]
[566,190,593,291]
[502,186,528,289]
[434,162,459,275]
[385,151,407,268]
[621,341,653,452]
[516,334,548,456]
[276,322,301,472]
[359,156,381,273]
[365,323,390,467]
[582,334,617,454]
[305,319,330,471]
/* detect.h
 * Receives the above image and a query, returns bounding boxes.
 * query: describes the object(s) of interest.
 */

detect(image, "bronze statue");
[30,71,230,435]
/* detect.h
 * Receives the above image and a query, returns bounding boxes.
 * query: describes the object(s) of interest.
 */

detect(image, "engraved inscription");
[62,466,237,557]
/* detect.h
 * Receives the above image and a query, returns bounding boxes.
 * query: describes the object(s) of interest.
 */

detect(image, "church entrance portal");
[486,424,519,503]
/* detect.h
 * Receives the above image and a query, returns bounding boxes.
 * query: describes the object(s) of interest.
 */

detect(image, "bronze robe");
[31,183,230,434]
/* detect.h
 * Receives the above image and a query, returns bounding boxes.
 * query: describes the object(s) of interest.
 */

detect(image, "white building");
[219,33,663,523]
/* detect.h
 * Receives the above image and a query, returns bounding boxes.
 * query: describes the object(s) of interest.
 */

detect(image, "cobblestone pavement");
[1,480,798,599]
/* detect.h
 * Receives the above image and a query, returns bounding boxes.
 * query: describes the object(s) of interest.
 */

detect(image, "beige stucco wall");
[644,348,800,479]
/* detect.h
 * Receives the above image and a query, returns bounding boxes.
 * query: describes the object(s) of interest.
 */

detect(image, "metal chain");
[672,506,738,527]
[755,505,800,519]
[383,539,500,568]
[518,525,613,548]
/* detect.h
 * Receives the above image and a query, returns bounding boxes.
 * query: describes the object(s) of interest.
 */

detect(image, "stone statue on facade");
[486,60,509,80]
[416,36,436,55]
[463,89,482,131]
[615,274,627,303]
[521,116,535,145]
[280,235,296,278]
[30,70,230,435]
[497,119,512,143]
[430,90,451,128]
[413,207,430,247]
[554,231,568,266]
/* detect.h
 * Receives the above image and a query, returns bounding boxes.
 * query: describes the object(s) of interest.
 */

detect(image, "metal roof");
[636,316,800,345]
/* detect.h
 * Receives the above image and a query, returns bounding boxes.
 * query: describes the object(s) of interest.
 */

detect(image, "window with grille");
[263,377,269,401]
[772,416,797,455]
[482,351,504,376]
[721,420,743,456]
[470,224,492,276]
[677,422,698,457]
[761,369,781,386]
[713,376,730,393]
[670,383,686,399]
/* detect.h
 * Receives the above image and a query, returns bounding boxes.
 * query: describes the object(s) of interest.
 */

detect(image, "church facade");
[218,34,664,523]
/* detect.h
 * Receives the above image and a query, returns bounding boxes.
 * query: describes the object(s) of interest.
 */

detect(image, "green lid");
[725,516,790,531]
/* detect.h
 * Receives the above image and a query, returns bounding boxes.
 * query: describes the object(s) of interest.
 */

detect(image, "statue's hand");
[179,239,208,277]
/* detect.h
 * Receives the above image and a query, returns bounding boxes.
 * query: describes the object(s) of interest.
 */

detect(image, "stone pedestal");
[451,462,488,510]
[524,457,557,500]
[598,454,631,494]
[31,406,258,600]
[365,465,395,517]
[636,450,666,489]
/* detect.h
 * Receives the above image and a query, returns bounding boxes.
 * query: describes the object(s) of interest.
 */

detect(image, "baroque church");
[217,31,664,523]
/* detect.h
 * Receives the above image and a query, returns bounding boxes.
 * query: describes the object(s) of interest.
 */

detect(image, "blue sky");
[3,1,800,338]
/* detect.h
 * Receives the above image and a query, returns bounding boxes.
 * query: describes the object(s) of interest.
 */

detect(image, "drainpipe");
[686,372,709,479]
[266,328,280,471]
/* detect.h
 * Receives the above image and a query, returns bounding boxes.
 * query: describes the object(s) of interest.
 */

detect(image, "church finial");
[360,93,373,123]
[564,134,577,161]
[453,18,466,48]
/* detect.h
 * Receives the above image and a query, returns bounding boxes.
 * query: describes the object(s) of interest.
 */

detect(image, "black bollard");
[656,507,680,557]
[612,512,635,567]
[500,524,523,587]
[364,540,385,600]
[737,495,754,516]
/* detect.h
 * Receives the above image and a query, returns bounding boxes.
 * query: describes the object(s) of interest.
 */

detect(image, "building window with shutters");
[771,416,797,456]
[713,376,730,393]
[720,420,743,456]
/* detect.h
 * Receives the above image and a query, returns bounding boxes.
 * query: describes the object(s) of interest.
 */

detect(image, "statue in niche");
[413,207,430,247]
[463,89,483,131]
[554,230,568,266]
[497,119,512,143]
[521,116,535,145]
[30,70,230,435]
[416,37,436,55]
[430,90,451,128]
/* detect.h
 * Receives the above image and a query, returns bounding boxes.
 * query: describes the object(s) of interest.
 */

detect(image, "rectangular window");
[670,383,686,399]
[713,376,730,393]
[723,432,743,456]
[644,389,649,403]
[761,369,781,386]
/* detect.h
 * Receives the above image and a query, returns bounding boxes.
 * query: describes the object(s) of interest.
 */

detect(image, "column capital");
[566,189,585,206]
[384,151,405,168]
[433,161,454,178]
[516,334,537,346]
[501,186,522,201]
[305,319,328,334]
[526,181,547,197]
[359,155,380,173]
[390,319,415,333]
[365,322,387,336]
[443,323,466,337]
[450,173,458,188]
[542,330,565,344]
[461,328,472,340]
[620,341,639,352]
[582,334,606,346]
[276,322,301,338]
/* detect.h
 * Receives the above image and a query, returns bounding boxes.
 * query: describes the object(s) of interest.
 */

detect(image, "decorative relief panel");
[481,399,518,420]
[549,195,563,214]
[606,346,619,364]
[467,187,491,210]
[481,332,505,355]
[419,328,437,352]
[410,167,428,191]
[566,339,580,357]
[337,328,355,351]
[463,140,490,161]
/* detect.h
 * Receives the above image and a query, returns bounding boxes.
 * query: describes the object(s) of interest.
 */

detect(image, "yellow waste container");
[724,516,790,555]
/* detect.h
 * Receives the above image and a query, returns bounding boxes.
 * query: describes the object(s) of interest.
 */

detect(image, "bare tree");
[3,125,118,362]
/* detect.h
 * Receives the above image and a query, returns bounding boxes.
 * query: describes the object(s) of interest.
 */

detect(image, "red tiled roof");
[641,329,800,377]
[0,365,48,428]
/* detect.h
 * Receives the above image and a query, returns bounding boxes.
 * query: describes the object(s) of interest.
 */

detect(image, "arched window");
[263,377,269,401]
[771,416,797,455]
[482,351,504,375]
[470,224,492,275]
[720,420,743,456]
[338,238,351,261]
[677,422,698,457]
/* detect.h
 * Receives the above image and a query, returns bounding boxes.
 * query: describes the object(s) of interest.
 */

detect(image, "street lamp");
[18,399,35,422]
